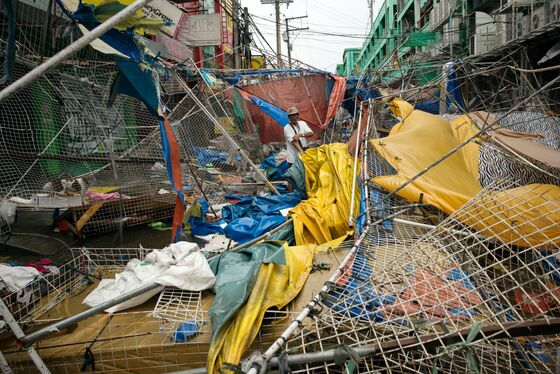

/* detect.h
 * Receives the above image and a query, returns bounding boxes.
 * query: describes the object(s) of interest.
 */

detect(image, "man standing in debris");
[284,107,314,167]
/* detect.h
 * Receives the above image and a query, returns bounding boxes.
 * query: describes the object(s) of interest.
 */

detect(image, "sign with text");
[143,0,184,37]
[155,33,193,62]
[176,13,222,47]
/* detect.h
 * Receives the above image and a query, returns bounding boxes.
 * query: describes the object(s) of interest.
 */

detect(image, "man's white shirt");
[284,120,312,164]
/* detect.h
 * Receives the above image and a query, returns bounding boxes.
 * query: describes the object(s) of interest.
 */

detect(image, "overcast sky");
[240,0,374,72]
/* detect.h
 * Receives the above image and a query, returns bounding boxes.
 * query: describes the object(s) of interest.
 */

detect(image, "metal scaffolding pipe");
[0,0,153,104]
[176,318,560,373]
[20,282,161,346]
[348,102,364,228]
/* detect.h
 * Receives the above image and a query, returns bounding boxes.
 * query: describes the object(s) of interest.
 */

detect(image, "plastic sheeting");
[322,75,346,128]
[82,242,215,313]
[207,242,314,373]
[370,99,560,247]
[240,74,329,143]
[290,143,360,245]
[224,216,287,244]
[221,192,303,222]
[371,99,480,214]
[207,241,286,343]
[0,265,40,292]
[237,89,289,128]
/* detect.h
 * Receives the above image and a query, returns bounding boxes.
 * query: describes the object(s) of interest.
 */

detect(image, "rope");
[81,315,113,372]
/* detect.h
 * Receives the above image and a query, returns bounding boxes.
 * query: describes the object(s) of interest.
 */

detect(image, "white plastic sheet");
[83,242,216,313]
[0,264,40,292]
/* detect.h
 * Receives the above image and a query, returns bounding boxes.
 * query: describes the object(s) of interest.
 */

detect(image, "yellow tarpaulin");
[371,99,560,247]
[207,243,315,373]
[290,143,360,245]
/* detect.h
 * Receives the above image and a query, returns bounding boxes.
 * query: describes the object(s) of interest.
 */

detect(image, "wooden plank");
[75,202,104,232]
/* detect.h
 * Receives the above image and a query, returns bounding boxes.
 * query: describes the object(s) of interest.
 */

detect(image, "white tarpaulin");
[82,242,216,313]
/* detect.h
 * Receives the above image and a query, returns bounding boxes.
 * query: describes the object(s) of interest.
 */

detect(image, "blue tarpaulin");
[414,98,440,114]
[445,62,465,110]
[221,192,303,223]
[224,216,287,244]
[193,147,229,166]
[237,89,289,128]
[260,153,290,181]
[110,59,160,118]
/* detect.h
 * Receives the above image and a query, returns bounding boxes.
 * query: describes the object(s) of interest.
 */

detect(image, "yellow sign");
[251,56,265,69]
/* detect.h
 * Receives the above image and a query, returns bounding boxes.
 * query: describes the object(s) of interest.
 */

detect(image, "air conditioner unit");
[447,17,461,44]
[434,1,441,27]
[471,34,497,55]
[475,11,497,35]
[549,0,560,24]
[531,6,546,31]
[514,13,530,39]
[495,13,514,44]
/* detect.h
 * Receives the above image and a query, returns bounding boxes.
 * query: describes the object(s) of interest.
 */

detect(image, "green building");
[341,0,560,84]
[339,48,362,76]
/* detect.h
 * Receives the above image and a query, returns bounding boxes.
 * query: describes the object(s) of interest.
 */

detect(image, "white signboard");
[143,0,184,37]
[176,13,222,47]
[155,33,193,62]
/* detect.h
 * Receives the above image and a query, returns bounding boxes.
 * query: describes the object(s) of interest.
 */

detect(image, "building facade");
[339,0,560,80]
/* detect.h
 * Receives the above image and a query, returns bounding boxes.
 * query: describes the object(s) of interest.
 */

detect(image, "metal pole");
[348,102,364,228]
[285,18,292,69]
[392,218,486,239]
[177,318,560,373]
[275,0,283,68]
[244,226,371,374]
[243,7,251,69]
[20,282,161,346]
[0,349,12,374]
[0,0,153,104]
[361,100,373,225]
[0,299,50,373]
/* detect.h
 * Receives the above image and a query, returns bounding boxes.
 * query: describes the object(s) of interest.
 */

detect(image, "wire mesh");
[0,247,148,332]
[0,4,271,237]
[281,174,560,373]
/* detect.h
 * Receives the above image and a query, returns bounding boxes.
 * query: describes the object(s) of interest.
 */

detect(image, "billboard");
[176,13,222,47]
[143,0,184,37]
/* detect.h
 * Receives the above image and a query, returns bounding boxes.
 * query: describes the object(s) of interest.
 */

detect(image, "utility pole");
[283,15,308,69]
[243,7,252,69]
[284,18,291,68]
[275,0,283,68]
[368,0,374,29]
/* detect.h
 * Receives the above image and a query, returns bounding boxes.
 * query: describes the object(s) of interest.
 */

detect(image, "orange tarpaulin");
[240,74,346,144]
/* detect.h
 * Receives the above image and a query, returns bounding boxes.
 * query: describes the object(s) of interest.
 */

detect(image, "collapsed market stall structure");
[1,1,560,373]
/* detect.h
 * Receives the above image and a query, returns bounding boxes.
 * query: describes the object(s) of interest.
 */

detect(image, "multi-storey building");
[338,0,560,82]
